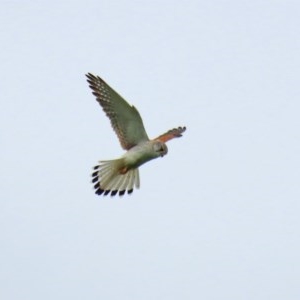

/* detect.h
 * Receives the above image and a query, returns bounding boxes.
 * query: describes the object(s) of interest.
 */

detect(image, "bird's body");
[122,141,166,169]
[86,73,186,196]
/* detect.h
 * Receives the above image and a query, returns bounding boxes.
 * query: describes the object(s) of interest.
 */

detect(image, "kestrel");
[86,73,186,196]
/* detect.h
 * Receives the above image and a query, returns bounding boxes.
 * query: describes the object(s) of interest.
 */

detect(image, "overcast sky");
[1,1,300,299]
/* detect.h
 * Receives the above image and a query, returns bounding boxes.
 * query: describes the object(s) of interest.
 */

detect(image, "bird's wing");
[86,73,149,150]
[155,126,186,143]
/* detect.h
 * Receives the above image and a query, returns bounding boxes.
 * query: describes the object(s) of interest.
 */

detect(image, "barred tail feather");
[91,159,140,196]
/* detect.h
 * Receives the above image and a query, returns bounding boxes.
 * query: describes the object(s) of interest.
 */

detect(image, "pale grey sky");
[1,1,300,299]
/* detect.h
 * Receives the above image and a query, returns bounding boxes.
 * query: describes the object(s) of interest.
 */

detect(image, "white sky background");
[1,1,300,299]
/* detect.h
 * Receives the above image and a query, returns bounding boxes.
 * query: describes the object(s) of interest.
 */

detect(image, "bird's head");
[153,141,168,157]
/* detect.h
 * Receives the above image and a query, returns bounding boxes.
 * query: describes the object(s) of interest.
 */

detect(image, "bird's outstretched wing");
[155,126,186,143]
[86,73,149,150]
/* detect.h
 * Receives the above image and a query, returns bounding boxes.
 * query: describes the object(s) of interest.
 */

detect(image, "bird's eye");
[153,142,168,155]
[153,142,162,152]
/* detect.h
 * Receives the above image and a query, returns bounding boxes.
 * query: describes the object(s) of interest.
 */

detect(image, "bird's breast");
[123,144,159,169]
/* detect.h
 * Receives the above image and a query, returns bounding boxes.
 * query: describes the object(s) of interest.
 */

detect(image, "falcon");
[86,73,186,196]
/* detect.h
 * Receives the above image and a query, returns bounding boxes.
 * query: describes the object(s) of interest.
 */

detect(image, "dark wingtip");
[104,190,110,196]
[176,126,186,136]
[86,73,95,80]
[86,73,106,85]
[95,188,104,195]
[93,186,135,197]
[119,190,126,196]
[92,171,98,177]
[111,190,118,196]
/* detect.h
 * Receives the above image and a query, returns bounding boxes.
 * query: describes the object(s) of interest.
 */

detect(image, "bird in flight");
[86,73,186,196]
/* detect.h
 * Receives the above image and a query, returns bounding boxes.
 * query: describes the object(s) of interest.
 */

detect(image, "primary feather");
[86,73,149,150]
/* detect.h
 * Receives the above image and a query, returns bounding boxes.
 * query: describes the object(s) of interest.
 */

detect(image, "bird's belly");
[123,146,156,169]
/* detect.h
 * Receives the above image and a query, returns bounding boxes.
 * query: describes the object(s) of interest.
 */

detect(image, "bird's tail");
[91,159,140,196]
